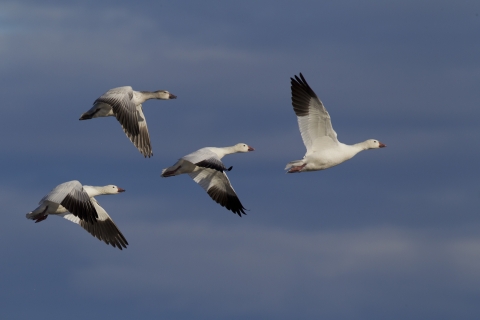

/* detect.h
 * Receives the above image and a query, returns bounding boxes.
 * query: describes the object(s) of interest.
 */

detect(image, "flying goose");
[27,180,128,250]
[161,143,254,216]
[286,73,386,173]
[80,86,177,157]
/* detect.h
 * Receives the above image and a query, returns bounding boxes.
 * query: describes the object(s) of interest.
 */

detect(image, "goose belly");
[45,202,69,214]
[305,150,354,171]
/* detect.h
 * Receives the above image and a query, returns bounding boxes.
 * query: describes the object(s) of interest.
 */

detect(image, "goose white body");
[27,180,128,250]
[286,73,386,173]
[161,143,254,216]
[80,86,177,157]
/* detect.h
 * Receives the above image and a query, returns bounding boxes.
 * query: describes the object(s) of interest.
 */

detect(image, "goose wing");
[41,180,98,223]
[60,198,128,250]
[188,169,246,216]
[291,73,338,153]
[94,86,140,137]
[183,148,228,172]
[120,105,153,157]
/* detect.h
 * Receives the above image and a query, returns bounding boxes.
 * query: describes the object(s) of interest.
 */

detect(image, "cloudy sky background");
[1,0,479,319]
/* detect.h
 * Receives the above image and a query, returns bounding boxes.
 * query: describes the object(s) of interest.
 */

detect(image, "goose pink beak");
[248,146,255,151]
[379,142,386,148]
[117,187,126,193]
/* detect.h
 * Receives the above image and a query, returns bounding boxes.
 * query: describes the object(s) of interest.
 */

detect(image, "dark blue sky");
[1,1,480,319]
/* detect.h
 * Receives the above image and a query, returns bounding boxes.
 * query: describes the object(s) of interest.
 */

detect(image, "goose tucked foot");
[35,215,48,223]
[162,166,182,177]
[34,206,49,223]
[287,163,307,173]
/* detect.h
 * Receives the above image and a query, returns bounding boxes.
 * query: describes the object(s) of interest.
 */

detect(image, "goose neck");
[351,141,370,152]
[83,185,103,197]
[138,91,158,102]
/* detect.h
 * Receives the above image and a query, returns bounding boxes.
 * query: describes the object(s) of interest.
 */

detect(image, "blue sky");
[1,0,480,319]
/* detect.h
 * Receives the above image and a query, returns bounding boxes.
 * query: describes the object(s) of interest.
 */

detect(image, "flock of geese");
[26,73,386,250]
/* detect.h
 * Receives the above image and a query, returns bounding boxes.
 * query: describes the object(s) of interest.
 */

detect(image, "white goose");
[286,73,386,173]
[27,180,128,250]
[161,143,254,216]
[80,86,177,157]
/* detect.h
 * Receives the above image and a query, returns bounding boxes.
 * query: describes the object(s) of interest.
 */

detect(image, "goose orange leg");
[288,163,306,173]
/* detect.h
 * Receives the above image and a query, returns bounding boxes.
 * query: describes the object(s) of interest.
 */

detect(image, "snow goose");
[79,86,177,157]
[161,143,254,216]
[27,180,128,250]
[286,73,386,173]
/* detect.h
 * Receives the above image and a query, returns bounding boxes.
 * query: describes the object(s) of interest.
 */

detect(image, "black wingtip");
[291,72,318,100]
[299,72,306,83]
[227,166,233,171]
[234,210,247,217]
[292,73,307,86]
[233,204,248,217]
[196,159,227,172]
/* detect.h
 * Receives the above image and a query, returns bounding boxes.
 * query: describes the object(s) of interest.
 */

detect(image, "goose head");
[234,143,255,152]
[102,185,126,194]
[154,90,177,100]
[366,139,386,149]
